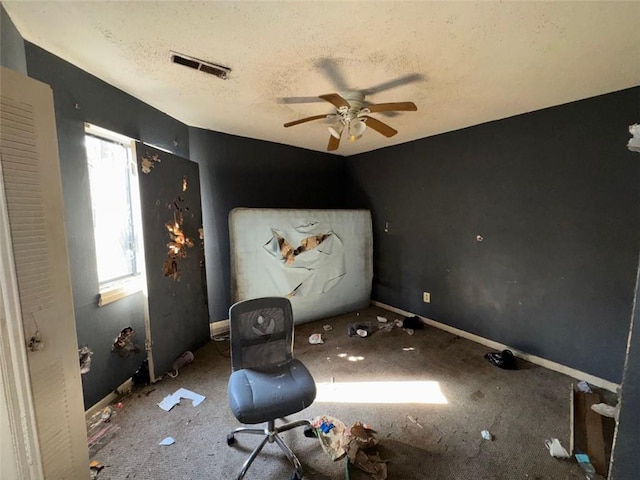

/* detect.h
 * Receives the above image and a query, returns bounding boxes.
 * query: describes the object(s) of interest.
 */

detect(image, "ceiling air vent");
[170,51,230,80]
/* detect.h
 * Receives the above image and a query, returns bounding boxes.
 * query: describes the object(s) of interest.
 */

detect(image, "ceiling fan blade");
[362,116,398,137]
[283,114,329,128]
[278,96,325,104]
[319,93,351,109]
[362,73,424,96]
[327,133,340,151]
[315,58,350,91]
[366,102,417,113]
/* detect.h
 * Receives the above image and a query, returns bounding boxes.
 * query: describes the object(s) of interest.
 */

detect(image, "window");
[84,124,143,303]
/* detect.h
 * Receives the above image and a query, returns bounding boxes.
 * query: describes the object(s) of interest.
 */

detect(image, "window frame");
[84,123,144,306]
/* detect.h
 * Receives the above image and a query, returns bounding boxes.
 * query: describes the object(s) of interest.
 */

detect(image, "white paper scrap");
[159,437,175,446]
[157,387,206,412]
[376,316,388,323]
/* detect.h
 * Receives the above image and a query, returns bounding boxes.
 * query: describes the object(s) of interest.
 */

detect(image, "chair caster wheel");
[226,434,235,446]
[303,425,316,438]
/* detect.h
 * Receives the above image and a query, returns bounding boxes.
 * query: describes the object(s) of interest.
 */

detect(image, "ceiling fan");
[283,90,417,151]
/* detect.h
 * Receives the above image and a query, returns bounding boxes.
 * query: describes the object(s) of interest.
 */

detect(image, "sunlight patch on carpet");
[315,381,448,404]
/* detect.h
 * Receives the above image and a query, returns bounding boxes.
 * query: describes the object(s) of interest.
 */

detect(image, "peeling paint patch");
[140,152,161,174]
[162,196,195,280]
[163,218,194,279]
[111,327,140,357]
[79,345,93,373]
[163,254,179,279]
[166,218,194,255]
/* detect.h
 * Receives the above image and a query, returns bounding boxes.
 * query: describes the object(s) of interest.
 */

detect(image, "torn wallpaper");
[230,209,372,324]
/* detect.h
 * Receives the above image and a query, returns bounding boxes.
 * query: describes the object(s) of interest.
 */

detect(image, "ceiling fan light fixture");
[349,119,366,141]
[328,122,344,139]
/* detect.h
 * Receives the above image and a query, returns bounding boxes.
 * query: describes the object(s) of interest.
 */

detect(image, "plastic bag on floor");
[484,349,516,370]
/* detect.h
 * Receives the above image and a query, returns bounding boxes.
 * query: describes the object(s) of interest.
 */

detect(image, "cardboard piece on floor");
[157,388,206,411]
[573,389,607,476]
[583,392,607,475]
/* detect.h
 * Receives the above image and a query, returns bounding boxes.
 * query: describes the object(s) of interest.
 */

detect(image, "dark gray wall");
[188,128,347,321]
[22,41,347,405]
[610,253,640,479]
[25,43,190,408]
[0,4,26,74]
[15,31,639,412]
[347,87,640,383]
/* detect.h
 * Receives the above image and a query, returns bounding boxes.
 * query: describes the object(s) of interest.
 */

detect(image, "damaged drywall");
[135,143,209,382]
[162,215,194,279]
[162,195,195,280]
[140,152,161,174]
[78,345,93,373]
[111,327,140,357]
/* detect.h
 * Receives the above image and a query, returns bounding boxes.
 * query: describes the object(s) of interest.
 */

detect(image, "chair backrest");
[228,297,295,371]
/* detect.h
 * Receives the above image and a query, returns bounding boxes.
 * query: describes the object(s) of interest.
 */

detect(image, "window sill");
[98,276,144,307]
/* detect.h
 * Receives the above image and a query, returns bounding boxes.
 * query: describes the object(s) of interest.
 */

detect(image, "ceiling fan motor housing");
[337,91,368,124]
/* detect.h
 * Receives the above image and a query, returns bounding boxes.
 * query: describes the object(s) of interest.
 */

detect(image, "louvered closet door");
[0,66,89,479]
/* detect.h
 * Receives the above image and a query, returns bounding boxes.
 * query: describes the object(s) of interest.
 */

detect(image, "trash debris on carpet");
[158,387,206,411]
[311,415,388,480]
[89,460,104,479]
[545,438,570,458]
[484,349,516,369]
[347,322,372,338]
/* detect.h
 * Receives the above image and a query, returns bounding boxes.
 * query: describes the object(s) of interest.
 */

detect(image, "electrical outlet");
[423,292,431,303]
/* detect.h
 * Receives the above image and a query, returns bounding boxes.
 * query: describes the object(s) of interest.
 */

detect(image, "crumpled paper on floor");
[346,422,387,480]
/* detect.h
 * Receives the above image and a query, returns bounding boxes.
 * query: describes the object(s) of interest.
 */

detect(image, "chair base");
[227,418,313,480]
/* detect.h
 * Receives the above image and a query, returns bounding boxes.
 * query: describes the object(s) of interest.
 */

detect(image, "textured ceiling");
[4,1,639,156]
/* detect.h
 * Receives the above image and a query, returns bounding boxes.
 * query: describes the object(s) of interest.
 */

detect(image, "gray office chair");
[226,297,317,480]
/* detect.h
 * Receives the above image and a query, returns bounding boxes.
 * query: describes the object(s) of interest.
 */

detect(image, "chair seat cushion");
[228,358,316,424]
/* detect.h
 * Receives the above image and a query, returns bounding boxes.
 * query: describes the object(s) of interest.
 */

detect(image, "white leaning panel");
[229,208,372,324]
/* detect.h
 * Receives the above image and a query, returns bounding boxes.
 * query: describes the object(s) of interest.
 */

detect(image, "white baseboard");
[210,319,230,337]
[85,377,133,420]
[372,300,620,393]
